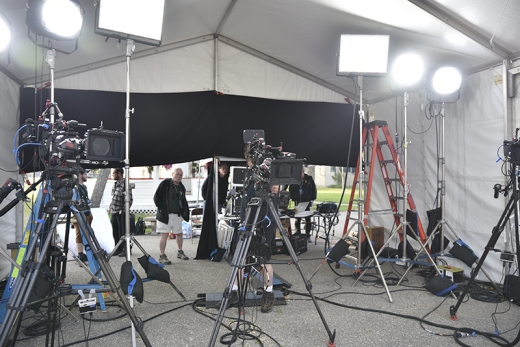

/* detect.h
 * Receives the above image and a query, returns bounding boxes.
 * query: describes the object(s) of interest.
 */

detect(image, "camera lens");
[92,138,110,156]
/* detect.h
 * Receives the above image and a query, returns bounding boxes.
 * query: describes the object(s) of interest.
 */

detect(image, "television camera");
[243,129,304,189]
[16,101,124,200]
[503,138,520,165]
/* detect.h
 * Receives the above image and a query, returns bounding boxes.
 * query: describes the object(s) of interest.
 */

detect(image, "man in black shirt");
[201,162,229,213]
[154,168,190,264]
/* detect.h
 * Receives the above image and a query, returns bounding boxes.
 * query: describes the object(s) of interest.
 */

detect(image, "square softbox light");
[337,35,389,77]
[95,0,165,46]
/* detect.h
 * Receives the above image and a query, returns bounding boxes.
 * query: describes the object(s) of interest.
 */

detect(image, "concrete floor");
[2,212,520,347]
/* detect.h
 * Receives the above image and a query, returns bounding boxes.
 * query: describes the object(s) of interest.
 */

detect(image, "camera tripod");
[0,198,152,347]
[450,162,520,321]
[208,187,336,347]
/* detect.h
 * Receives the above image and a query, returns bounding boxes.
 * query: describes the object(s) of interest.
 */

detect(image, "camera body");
[503,140,520,164]
[246,134,303,187]
[19,111,124,200]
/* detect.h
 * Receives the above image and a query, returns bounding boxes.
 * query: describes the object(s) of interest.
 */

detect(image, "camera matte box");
[85,129,125,161]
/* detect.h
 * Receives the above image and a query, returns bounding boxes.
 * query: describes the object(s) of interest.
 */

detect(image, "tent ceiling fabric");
[2,0,520,102]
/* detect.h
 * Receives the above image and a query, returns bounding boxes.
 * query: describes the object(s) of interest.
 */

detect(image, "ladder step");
[348,209,395,215]
[386,178,401,182]
[368,209,394,215]
[389,196,405,200]
[378,140,388,146]
[381,159,394,164]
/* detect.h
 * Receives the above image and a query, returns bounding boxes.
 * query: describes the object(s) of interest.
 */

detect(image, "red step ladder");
[342,120,428,246]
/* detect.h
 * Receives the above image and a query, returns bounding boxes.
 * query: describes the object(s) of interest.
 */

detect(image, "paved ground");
[3,211,520,347]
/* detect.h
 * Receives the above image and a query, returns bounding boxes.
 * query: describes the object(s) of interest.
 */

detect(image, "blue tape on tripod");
[128,268,137,295]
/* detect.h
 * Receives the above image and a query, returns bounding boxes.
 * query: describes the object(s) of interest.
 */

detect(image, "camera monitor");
[270,159,303,186]
[230,167,247,186]
[243,129,265,143]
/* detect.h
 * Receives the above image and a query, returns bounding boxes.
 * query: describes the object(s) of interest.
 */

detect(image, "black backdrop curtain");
[19,88,359,170]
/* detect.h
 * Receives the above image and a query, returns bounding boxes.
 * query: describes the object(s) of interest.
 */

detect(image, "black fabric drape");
[18,89,358,171]
[195,165,219,259]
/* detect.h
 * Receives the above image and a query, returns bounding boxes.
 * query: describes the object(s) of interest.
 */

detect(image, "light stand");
[399,102,499,286]
[330,34,391,301]
[94,1,166,339]
[122,38,138,347]
[401,91,411,260]
[0,46,152,346]
[123,39,134,264]
[352,92,448,292]
[46,49,57,123]
[393,93,448,287]
[343,75,393,302]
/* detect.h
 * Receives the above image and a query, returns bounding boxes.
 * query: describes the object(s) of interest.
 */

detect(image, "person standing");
[154,168,190,264]
[73,168,93,262]
[109,168,133,256]
[201,162,230,213]
[289,167,317,243]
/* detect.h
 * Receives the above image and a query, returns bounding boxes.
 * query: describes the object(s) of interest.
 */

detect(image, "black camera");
[503,140,520,164]
[22,115,125,167]
[243,129,303,186]
[18,107,124,200]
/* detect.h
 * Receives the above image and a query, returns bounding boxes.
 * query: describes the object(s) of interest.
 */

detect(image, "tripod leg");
[0,201,65,346]
[267,199,336,346]
[353,226,402,283]
[450,193,516,319]
[208,200,262,347]
[358,224,393,302]
[72,206,152,347]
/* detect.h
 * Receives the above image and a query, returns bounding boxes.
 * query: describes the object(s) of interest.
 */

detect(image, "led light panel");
[95,0,165,46]
[337,35,389,76]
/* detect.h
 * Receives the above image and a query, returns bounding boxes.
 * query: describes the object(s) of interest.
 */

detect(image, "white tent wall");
[369,66,509,283]
[12,33,519,284]
[0,73,23,280]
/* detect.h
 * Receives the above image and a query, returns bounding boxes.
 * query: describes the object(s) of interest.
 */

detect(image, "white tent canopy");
[1,0,520,281]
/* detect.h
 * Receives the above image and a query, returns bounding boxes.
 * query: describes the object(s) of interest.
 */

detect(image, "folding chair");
[189,207,203,243]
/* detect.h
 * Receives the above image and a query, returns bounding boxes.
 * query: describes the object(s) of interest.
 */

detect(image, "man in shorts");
[153,168,190,264]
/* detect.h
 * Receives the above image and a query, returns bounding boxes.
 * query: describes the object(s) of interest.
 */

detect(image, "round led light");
[0,16,10,53]
[432,67,462,95]
[42,0,83,39]
[391,53,424,86]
